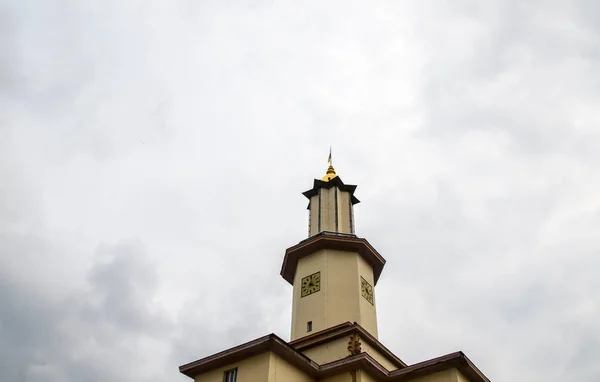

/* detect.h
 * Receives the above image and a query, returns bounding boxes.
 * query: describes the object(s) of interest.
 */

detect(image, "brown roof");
[289,321,407,369]
[281,231,387,285]
[179,334,318,378]
[179,332,490,382]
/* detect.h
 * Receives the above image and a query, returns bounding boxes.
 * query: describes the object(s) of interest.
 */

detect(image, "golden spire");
[321,147,337,182]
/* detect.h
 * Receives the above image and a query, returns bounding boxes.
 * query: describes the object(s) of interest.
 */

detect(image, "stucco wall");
[291,249,328,339]
[320,188,334,232]
[267,353,314,382]
[454,369,470,382]
[193,353,271,382]
[357,255,378,338]
[319,370,379,382]
[308,187,353,236]
[291,249,379,340]
[309,195,319,236]
[408,369,455,382]
[358,371,378,382]
[300,337,349,365]
[337,189,352,233]
[359,341,397,371]
[320,373,354,382]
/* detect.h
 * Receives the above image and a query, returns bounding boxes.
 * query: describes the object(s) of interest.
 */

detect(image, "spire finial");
[322,147,337,182]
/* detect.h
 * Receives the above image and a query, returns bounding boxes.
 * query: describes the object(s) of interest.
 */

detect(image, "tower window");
[223,367,237,382]
[307,321,313,332]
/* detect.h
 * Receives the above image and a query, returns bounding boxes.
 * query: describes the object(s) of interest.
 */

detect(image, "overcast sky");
[2,1,600,381]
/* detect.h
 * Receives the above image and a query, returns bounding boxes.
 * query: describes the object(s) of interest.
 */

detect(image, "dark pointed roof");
[302,176,360,205]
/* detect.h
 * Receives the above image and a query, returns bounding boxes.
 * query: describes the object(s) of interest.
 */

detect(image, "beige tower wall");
[309,195,319,236]
[357,255,378,337]
[291,249,378,340]
[320,188,335,232]
[337,189,353,234]
[308,187,354,236]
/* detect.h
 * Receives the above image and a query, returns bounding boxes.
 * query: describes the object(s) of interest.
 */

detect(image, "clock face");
[361,276,374,305]
[301,272,321,297]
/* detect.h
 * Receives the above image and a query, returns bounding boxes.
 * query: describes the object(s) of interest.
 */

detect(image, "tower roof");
[321,163,337,182]
[302,176,360,205]
[281,231,386,285]
[305,150,360,205]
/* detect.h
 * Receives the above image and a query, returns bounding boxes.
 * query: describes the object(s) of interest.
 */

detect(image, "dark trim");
[349,197,354,234]
[308,201,312,237]
[318,190,322,232]
[222,367,237,382]
[334,187,339,232]
[179,332,490,382]
[388,351,490,381]
[290,321,407,369]
[281,232,386,285]
[303,176,360,205]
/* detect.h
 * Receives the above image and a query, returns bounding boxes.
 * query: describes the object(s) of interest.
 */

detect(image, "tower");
[179,155,491,382]
[281,160,386,341]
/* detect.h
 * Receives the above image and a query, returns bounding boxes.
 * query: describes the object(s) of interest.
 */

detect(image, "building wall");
[308,187,353,236]
[454,369,470,382]
[320,370,378,382]
[337,189,352,233]
[267,353,314,382]
[321,187,335,232]
[193,353,271,382]
[291,249,378,340]
[357,371,378,382]
[309,195,319,236]
[359,341,397,371]
[357,255,378,338]
[192,352,317,382]
[408,369,456,382]
[291,249,328,338]
[320,373,354,382]
[300,337,349,365]
[300,335,398,372]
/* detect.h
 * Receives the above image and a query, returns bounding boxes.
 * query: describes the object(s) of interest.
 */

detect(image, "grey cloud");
[83,241,170,335]
[0,239,172,382]
[2,1,600,382]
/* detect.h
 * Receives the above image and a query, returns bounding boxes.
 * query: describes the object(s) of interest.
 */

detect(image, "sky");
[1,1,600,381]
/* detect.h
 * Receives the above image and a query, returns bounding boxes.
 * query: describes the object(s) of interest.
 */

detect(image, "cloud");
[0,239,173,382]
[1,1,600,382]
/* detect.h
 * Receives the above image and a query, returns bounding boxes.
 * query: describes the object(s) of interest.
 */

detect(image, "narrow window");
[307,321,313,332]
[223,368,237,382]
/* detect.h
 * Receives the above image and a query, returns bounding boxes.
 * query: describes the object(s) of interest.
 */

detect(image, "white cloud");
[2,1,600,381]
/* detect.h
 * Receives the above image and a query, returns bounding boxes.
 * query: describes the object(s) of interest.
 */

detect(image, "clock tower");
[281,160,386,341]
[179,154,491,382]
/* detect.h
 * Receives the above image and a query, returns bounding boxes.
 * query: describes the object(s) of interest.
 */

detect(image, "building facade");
[179,162,490,382]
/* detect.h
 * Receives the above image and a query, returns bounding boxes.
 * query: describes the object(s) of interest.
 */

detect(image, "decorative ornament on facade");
[347,333,362,356]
